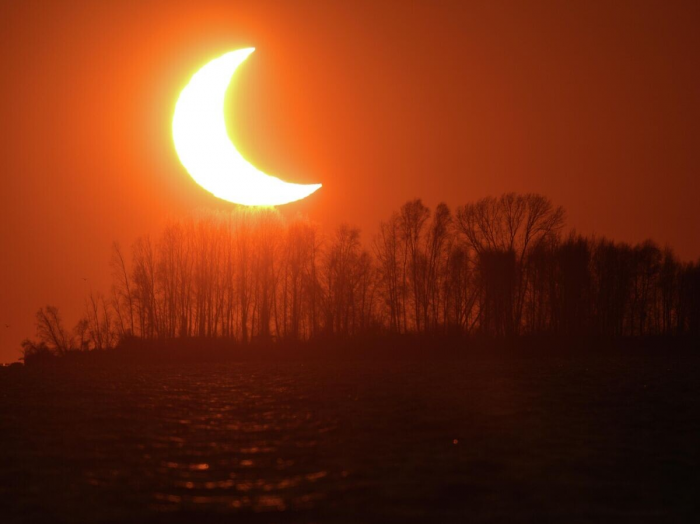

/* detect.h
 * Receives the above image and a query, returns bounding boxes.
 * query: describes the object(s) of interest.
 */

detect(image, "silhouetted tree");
[399,199,430,332]
[679,261,700,335]
[375,213,405,333]
[477,249,517,337]
[457,193,566,334]
[110,242,135,337]
[658,248,679,334]
[34,306,74,355]
[322,224,368,336]
[443,245,478,333]
[85,292,116,350]
[25,192,700,359]
[553,234,592,335]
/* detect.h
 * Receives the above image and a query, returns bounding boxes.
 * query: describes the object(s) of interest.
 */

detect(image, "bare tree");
[399,199,430,332]
[29,192,700,360]
[85,292,116,350]
[375,213,404,333]
[110,242,135,337]
[457,193,565,333]
[35,306,73,356]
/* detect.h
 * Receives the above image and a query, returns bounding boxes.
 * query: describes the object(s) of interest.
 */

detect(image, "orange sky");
[1,0,699,362]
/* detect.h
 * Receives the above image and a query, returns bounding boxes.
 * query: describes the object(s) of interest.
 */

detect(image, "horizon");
[16,194,700,366]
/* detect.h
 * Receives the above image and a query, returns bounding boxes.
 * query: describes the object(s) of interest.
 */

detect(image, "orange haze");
[1,0,699,361]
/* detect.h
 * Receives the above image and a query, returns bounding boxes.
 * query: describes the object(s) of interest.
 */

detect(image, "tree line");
[22,193,700,360]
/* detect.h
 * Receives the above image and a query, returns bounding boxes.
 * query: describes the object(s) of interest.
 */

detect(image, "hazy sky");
[1,0,699,361]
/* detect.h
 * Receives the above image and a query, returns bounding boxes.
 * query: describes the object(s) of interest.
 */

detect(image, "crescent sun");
[172,48,322,206]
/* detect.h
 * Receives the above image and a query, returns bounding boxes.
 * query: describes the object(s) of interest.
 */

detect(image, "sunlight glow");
[172,48,322,206]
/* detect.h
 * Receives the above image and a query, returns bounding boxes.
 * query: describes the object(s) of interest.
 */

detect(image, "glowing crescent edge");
[172,48,322,206]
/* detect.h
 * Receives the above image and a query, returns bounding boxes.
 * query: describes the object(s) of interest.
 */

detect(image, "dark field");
[1,351,700,523]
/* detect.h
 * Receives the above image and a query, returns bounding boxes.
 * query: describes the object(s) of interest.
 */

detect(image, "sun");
[172,48,322,206]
